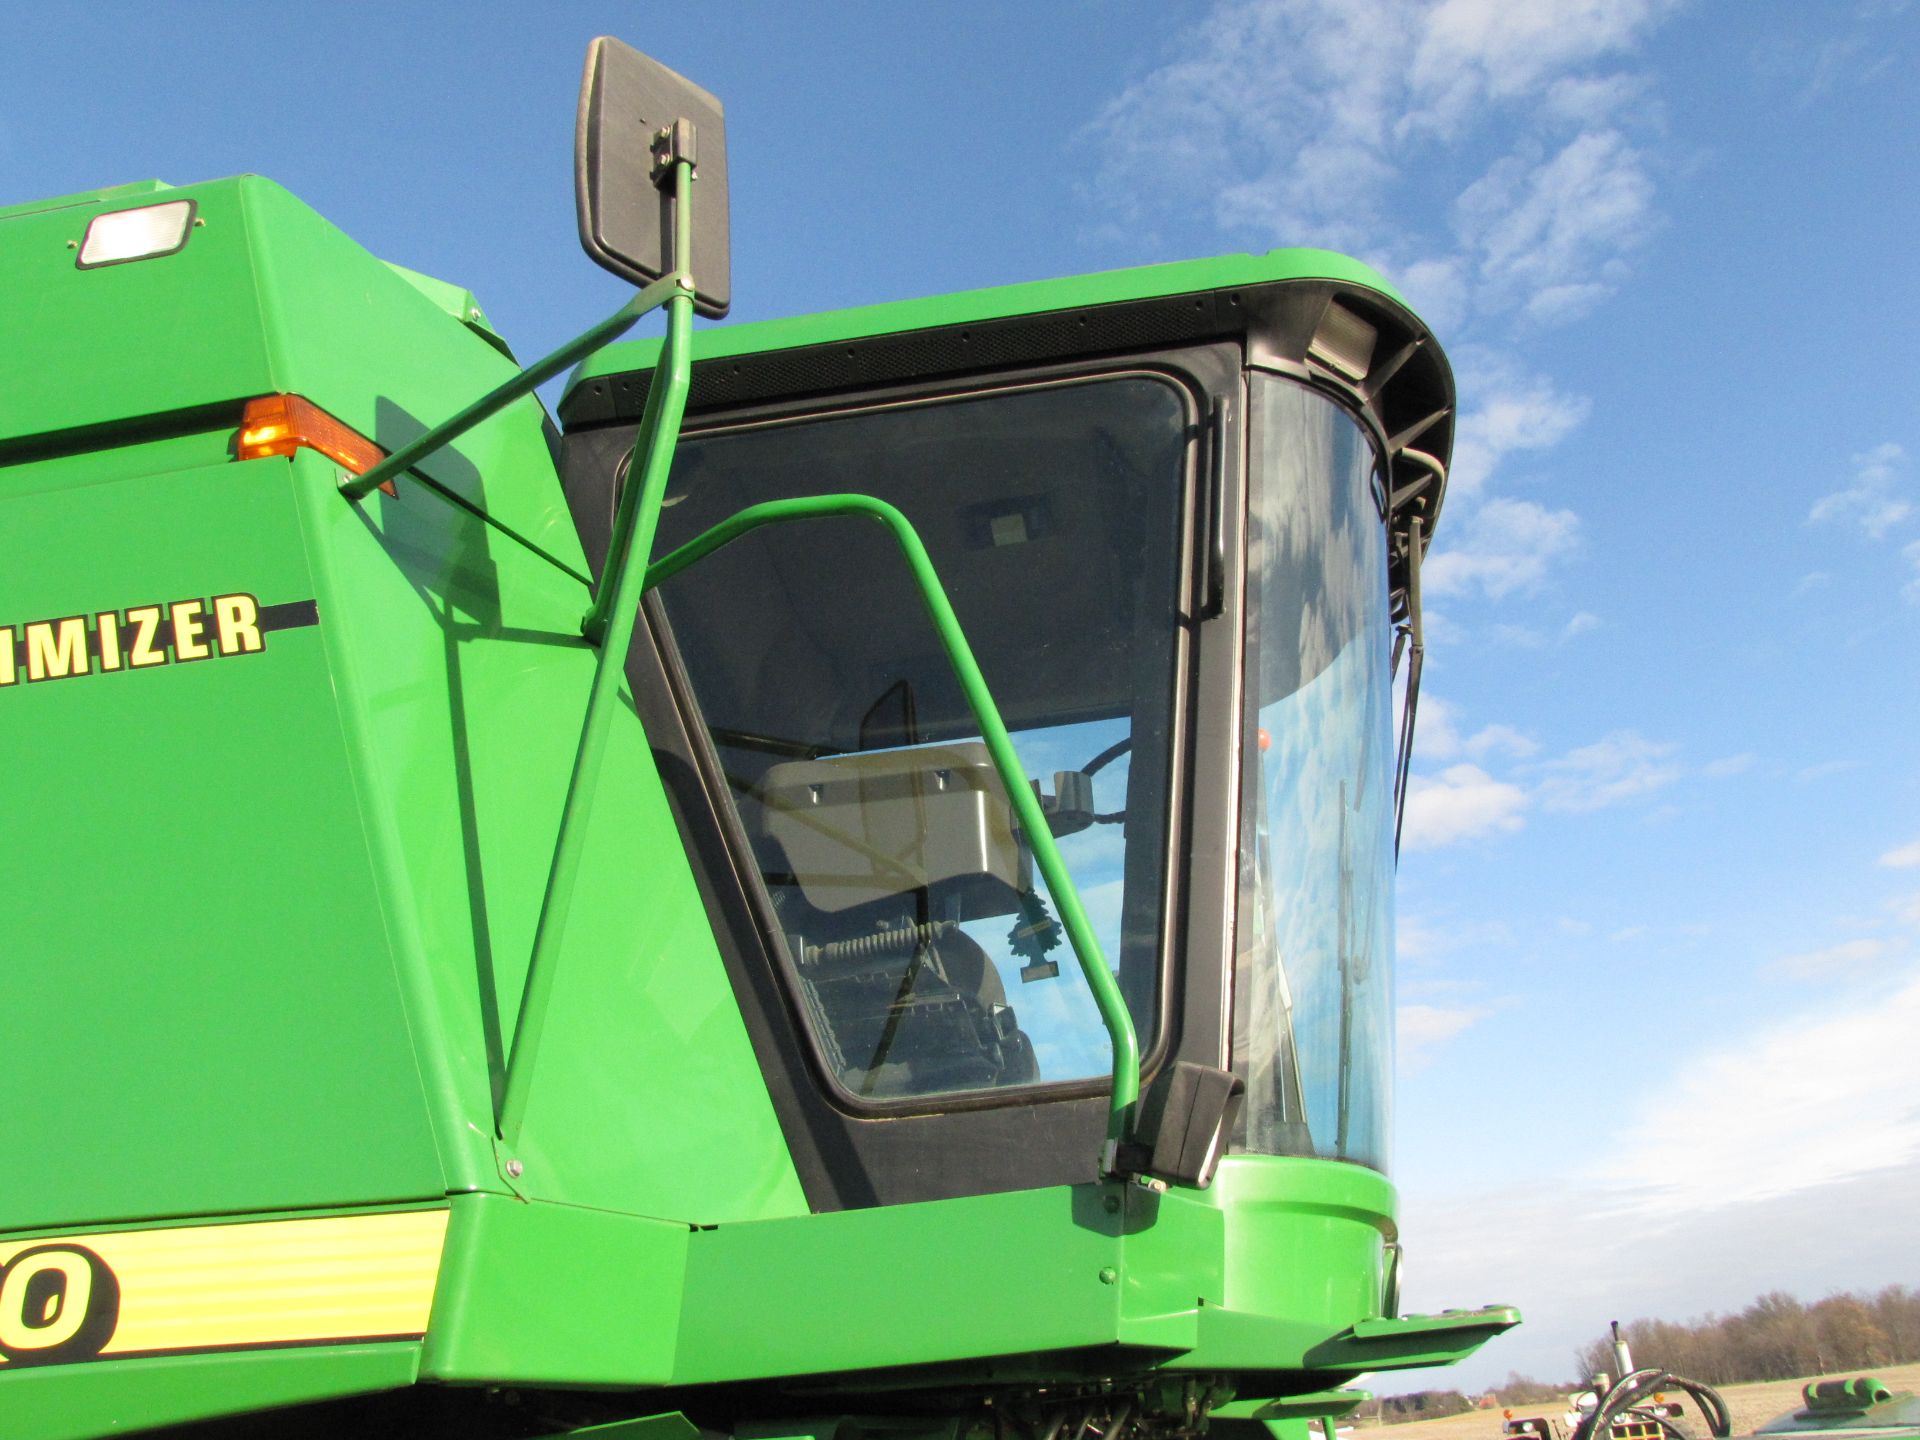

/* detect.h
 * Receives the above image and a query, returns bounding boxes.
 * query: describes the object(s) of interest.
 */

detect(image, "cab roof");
[565,245,1412,400]
[559,245,1454,585]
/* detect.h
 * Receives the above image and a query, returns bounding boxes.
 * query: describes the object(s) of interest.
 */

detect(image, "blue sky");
[7,0,1918,1391]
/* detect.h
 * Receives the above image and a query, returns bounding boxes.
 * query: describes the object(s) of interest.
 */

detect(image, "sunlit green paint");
[643,493,1141,1140]
[0,452,444,1232]
[2,171,806,1237]
[422,1192,687,1385]
[566,245,1408,402]
[668,1156,1421,1387]
[3,1343,420,1440]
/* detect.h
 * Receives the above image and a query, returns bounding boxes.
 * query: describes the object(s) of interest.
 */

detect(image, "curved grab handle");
[645,493,1142,1147]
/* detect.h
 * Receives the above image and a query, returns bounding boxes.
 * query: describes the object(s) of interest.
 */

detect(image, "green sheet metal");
[421,1192,687,1386]
[2,173,807,1235]
[668,1157,1414,1387]
[5,1342,420,1440]
[0,452,444,1230]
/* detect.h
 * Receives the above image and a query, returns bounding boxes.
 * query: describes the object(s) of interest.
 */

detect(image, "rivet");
[1103,1195,1121,1214]
[505,1159,524,1178]
[1098,1267,1118,1285]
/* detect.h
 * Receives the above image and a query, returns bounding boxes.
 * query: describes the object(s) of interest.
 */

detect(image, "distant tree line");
[1574,1286,1920,1387]
[1360,1286,1920,1426]
[1358,1374,1567,1423]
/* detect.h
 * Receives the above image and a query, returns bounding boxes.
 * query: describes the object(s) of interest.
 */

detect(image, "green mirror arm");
[583,155,698,643]
[644,494,1144,1155]
[339,268,690,503]
[498,159,696,1149]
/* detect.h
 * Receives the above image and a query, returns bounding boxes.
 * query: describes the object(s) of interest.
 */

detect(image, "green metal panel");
[0,179,174,223]
[669,1159,1417,1388]
[565,246,1409,401]
[672,1183,1134,1384]
[421,1192,687,1385]
[302,427,808,1221]
[0,451,444,1230]
[0,180,272,443]
[3,169,809,1230]
[235,176,585,570]
[1184,1157,1401,1374]
[4,1342,420,1440]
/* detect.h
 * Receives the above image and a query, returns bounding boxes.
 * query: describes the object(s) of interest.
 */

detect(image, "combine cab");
[0,37,1513,1440]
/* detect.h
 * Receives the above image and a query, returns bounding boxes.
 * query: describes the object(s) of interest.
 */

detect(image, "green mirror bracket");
[497,159,697,1149]
[642,493,1144,1158]
[337,248,692,503]
[581,153,698,647]
[1303,1304,1522,1374]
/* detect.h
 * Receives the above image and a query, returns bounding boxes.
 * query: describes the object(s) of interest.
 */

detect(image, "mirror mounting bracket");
[650,117,697,186]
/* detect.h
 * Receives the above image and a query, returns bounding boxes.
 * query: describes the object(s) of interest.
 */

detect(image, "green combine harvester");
[0,39,1515,1440]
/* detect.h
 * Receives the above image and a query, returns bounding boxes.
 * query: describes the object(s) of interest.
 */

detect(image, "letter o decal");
[0,1245,119,1365]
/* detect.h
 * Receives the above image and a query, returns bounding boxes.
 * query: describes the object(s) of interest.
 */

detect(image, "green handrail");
[644,493,1143,1147]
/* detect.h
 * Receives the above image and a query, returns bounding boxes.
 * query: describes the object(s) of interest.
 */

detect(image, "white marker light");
[77,200,195,268]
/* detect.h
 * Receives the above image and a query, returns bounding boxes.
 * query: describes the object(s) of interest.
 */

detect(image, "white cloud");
[1489,622,1546,647]
[1401,1162,1920,1388]
[1398,967,1920,1383]
[1810,441,1911,539]
[1397,912,1514,962]
[1446,358,1592,497]
[1413,694,1468,759]
[1796,758,1856,783]
[1755,1,1913,108]
[1771,936,1892,980]
[1466,723,1540,760]
[1424,497,1581,599]
[1610,966,1920,1213]
[1562,610,1602,639]
[1414,697,1539,763]
[1401,763,1529,849]
[1407,722,1714,849]
[1081,0,1675,330]
[1531,730,1682,812]
[1542,70,1652,125]
[1882,838,1920,868]
[1399,1001,1493,1072]
[1404,0,1680,134]
[1453,129,1656,323]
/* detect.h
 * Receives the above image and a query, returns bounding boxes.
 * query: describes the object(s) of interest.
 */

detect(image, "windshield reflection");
[1233,376,1395,1171]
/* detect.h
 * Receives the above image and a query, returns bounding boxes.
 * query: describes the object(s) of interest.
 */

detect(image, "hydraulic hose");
[1572,1367,1731,1440]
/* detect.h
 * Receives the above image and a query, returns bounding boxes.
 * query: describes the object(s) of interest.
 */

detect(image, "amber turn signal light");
[237,395,394,495]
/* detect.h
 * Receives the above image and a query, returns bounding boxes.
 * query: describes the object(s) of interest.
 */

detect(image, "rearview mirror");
[574,36,731,318]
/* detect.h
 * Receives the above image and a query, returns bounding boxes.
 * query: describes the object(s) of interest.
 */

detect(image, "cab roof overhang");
[560,246,1455,614]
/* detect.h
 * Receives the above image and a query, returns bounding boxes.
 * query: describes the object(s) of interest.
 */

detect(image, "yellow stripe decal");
[0,1209,449,1367]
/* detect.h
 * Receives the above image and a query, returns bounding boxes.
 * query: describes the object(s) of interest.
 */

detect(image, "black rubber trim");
[560,289,1251,426]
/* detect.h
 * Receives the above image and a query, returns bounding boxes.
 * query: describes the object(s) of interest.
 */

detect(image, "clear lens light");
[78,200,194,267]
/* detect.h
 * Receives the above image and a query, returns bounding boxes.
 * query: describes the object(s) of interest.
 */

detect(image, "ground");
[1355,1362,1920,1440]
